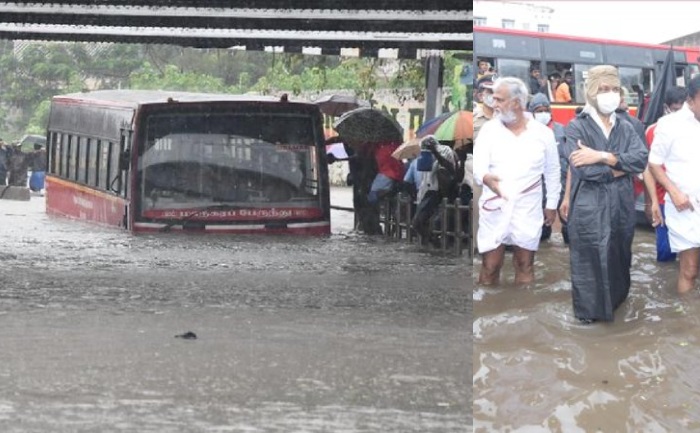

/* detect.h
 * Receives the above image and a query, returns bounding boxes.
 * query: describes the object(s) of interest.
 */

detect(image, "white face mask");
[596,92,621,114]
[534,112,551,125]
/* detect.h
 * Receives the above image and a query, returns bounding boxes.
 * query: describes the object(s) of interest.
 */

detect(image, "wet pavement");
[473,228,700,432]
[0,187,470,432]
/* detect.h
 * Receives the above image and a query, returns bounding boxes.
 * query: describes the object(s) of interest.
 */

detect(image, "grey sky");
[536,1,698,44]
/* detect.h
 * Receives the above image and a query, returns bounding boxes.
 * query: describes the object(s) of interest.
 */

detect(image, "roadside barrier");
[379,192,471,257]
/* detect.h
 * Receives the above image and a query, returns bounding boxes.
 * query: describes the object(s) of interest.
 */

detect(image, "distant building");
[474,1,553,32]
[664,32,700,48]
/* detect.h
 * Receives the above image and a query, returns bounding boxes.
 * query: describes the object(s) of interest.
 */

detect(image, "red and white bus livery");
[45,90,331,234]
[474,26,700,125]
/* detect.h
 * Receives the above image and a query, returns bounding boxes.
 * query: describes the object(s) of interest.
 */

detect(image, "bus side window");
[477,58,496,78]
[619,67,644,106]
[108,141,121,194]
[548,63,574,103]
[495,58,531,88]
[690,64,700,80]
[88,137,98,187]
[68,135,78,181]
[49,132,59,175]
[642,69,653,97]
[676,66,687,87]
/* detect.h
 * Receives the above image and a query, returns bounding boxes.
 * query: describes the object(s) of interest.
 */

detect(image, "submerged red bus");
[45,90,331,234]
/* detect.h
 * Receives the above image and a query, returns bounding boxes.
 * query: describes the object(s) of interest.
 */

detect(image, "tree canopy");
[0,42,468,140]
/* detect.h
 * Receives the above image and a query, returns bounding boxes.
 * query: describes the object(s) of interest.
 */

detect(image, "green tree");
[128,63,234,93]
[0,43,85,139]
[81,44,145,89]
[25,100,52,135]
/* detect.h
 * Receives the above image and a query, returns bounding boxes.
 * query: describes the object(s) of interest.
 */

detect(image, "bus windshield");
[138,112,322,218]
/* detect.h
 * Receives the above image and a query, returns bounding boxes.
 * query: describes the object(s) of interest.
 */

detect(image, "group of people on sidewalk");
[0,138,46,190]
[326,131,469,245]
[473,65,700,324]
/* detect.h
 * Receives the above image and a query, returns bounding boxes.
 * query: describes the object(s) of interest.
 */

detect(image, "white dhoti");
[664,193,700,252]
[477,180,543,253]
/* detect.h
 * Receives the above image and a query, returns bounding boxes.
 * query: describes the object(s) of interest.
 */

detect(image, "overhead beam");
[0,1,469,11]
[0,14,469,34]
[0,23,472,53]
[0,2,473,54]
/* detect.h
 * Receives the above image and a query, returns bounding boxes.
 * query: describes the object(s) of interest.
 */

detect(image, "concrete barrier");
[0,186,31,201]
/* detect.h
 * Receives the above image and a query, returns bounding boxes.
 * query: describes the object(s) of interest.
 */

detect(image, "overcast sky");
[534,1,700,44]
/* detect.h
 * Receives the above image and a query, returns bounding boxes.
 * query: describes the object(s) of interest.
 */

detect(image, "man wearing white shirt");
[473,77,560,285]
[649,76,700,294]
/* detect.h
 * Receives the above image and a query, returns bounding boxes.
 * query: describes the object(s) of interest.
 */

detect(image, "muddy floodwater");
[0,188,470,432]
[473,228,700,432]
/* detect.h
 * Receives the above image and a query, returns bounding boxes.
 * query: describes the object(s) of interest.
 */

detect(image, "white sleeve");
[463,156,473,188]
[543,129,561,209]
[473,123,491,186]
[648,121,671,165]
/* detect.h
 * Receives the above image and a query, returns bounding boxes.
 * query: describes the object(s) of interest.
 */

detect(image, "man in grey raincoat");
[561,65,648,323]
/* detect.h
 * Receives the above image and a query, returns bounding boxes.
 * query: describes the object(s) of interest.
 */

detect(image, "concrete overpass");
[0,1,473,117]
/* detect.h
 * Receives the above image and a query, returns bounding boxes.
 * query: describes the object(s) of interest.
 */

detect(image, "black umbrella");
[642,48,677,128]
[333,107,404,145]
[313,94,368,117]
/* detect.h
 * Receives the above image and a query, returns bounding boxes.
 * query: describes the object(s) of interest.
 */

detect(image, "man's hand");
[559,197,570,222]
[482,174,505,199]
[423,136,439,153]
[544,209,557,226]
[570,140,604,167]
[645,202,664,227]
[670,190,694,212]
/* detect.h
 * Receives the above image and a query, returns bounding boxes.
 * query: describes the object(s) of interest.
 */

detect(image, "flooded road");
[473,228,700,432]
[0,187,470,432]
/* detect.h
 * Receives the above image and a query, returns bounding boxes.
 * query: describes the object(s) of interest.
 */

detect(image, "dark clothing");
[616,109,647,145]
[565,79,576,101]
[563,112,648,322]
[529,76,547,95]
[7,147,30,187]
[412,190,442,242]
[355,152,382,235]
[32,149,47,172]
[0,146,8,185]
[541,121,567,241]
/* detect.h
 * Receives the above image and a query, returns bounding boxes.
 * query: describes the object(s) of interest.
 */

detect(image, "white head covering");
[585,65,620,111]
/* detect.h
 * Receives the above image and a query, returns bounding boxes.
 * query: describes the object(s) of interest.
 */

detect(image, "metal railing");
[379,192,472,257]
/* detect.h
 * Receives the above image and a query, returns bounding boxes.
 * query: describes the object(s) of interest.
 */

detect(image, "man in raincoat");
[560,65,648,323]
[473,77,560,285]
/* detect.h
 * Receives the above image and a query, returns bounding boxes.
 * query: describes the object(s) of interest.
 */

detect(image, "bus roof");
[474,25,684,52]
[52,89,305,108]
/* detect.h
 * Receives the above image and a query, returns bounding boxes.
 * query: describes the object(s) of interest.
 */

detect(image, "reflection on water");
[473,229,700,432]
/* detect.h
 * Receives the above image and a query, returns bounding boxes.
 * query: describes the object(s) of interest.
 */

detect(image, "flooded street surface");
[0,187,469,432]
[473,229,700,432]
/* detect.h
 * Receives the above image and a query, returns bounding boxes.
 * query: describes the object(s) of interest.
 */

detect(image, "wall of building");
[473,0,553,32]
